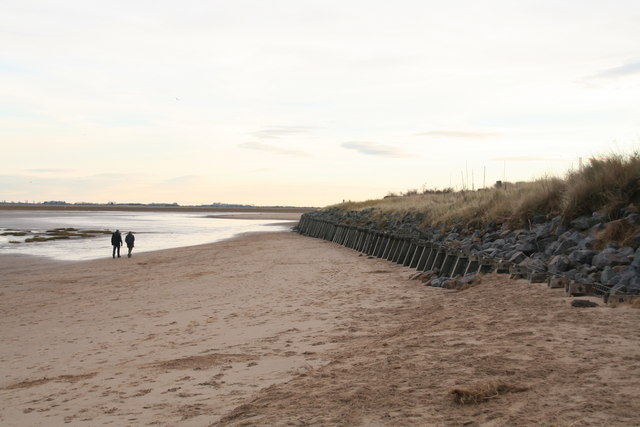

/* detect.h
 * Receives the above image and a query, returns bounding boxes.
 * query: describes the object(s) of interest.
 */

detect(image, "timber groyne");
[295,209,640,303]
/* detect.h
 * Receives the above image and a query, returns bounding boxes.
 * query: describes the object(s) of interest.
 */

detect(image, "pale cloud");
[0,172,138,202]
[250,126,319,139]
[23,168,75,174]
[589,60,640,80]
[238,141,309,157]
[341,141,409,158]
[416,130,504,139]
[162,175,203,186]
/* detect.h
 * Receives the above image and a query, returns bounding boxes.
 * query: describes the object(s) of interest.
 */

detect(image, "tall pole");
[503,161,506,182]
[483,166,486,189]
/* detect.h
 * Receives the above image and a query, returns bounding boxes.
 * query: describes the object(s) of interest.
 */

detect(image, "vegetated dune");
[333,151,640,230]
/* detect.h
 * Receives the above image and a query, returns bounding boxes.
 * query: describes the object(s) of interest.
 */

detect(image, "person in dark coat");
[125,231,135,258]
[111,230,123,258]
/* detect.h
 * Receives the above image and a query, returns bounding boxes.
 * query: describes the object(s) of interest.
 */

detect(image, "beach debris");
[450,381,528,404]
[571,299,599,308]
[409,271,433,282]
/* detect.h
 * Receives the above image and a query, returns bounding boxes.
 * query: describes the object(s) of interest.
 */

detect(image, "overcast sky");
[2,1,640,207]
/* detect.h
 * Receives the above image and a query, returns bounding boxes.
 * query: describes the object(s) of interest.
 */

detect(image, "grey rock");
[633,248,640,269]
[519,257,547,272]
[577,236,598,250]
[625,213,640,225]
[619,246,635,258]
[531,215,547,224]
[483,231,500,241]
[536,237,556,253]
[607,266,640,294]
[563,269,578,280]
[534,222,555,239]
[600,266,615,284]
[552,239,577,256]
[515,240,537,256]
[627,233,640,250]
[493,238,507,247]
[445,232,460,242]
[571,215,603,231]
[555,224,570,237]
[592,248,632,268]
[562,231,585,245]
[509,251,527,264]
[548,255,571,274]
[575,271,594,283]
[568,250,598,265]
[481,248,500,258]
[430,277,450,288]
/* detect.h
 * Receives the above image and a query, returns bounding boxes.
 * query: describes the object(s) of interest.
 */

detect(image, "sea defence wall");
[295,209,640,303]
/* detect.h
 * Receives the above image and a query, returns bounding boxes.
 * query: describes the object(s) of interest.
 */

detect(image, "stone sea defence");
[295,207,640,302]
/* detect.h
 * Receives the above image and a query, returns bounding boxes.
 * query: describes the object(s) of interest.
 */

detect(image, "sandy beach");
[1,228,640,426]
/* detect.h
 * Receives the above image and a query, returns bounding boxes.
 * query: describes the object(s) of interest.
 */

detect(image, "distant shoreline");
[0,204,316,214]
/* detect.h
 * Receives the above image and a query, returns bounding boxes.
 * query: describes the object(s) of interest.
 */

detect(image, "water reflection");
[0,210,294,261]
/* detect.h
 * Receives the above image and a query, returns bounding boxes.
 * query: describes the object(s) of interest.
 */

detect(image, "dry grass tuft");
[563,152,640,219]
[450,381,528,404]
[329,151,640,229]
[594,218,640,249]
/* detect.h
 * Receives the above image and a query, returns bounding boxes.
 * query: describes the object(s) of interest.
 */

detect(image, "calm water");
[0,210,295,261]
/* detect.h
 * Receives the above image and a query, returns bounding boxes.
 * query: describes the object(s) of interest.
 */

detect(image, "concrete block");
[494,260,510,274]
[548,277,569,288]
[564,281,593,297]
[528,272,547,283]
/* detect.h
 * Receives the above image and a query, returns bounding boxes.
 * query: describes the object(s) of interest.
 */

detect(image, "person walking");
[111,229,123,258]
[125,231,135,258]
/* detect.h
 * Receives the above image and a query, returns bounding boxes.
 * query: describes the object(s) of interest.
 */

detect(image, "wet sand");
[1,230,639,426]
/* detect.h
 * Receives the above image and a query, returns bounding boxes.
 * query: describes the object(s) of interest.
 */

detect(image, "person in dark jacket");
[111,230,123,258]
[125,231,135,258]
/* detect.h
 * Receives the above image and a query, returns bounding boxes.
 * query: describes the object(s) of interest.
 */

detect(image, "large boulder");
[568,250,598,266]
[551,239,578,256]
[519,256,547,272]
[571,215,604,231]
[509,251,527,264]
[592,248,632,268]
[548,255,571,274]
[577,236,599,250]
[632,248,640,269]
[515,240,537,256]
[609,266,640,295]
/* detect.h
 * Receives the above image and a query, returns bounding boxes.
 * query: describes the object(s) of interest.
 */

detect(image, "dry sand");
[1,229,639,426]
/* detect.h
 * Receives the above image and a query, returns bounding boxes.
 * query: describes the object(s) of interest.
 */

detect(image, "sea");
[0,210,295,261]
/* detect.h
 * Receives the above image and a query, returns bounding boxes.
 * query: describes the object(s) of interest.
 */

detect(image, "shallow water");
[0,210,294,261]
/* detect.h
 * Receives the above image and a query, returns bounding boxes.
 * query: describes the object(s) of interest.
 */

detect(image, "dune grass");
[331,151,640,230]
